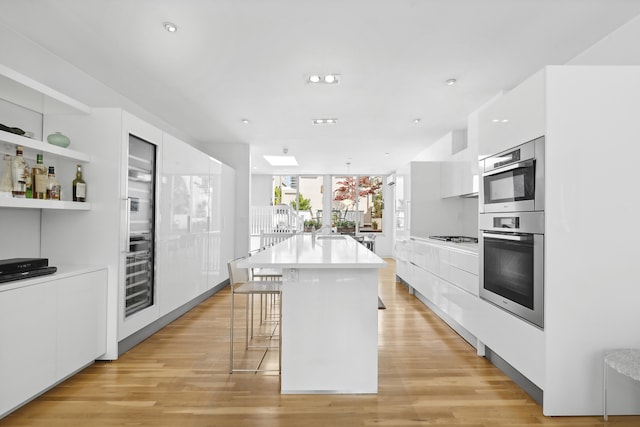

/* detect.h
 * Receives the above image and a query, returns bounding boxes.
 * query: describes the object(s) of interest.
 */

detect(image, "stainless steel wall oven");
[479,211,544,328]
[480,136,544,213]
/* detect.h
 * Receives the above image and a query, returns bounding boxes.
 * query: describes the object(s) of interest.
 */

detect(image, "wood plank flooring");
[2,259,638,426]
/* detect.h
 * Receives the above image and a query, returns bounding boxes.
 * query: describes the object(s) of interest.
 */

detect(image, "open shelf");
[0,197,91,210]
[0,64,91,116]
[1,129,91,163]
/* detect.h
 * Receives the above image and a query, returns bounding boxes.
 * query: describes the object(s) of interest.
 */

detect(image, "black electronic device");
[0,266,57,283]
[0,258,49,275]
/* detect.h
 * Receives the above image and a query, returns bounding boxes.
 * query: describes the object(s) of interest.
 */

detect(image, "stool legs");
[603,357,608,421]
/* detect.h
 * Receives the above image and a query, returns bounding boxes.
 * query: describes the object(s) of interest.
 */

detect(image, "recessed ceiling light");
[163,22,178,32]
[413,118,421,124]
[445,78,457,86]
[241,118,250,124]
[501,119,509,123]
[264,155,298,166]
[313,118,338,124]
[307,74,340,84]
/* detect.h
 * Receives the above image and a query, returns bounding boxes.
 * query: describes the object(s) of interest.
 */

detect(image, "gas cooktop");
[429,236,478,244]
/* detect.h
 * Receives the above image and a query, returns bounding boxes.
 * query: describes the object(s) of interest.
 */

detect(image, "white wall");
[208,142,250,258]
[0,24,195,147]
[0,209,41,259]
[408,130,479,238]
[251,175,273,206]
[568,14,640,65]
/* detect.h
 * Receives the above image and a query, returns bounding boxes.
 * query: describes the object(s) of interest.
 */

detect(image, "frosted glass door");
[125,134,156,318]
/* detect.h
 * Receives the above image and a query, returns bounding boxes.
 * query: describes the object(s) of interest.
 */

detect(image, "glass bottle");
[46,166,61,200]
[32,153,48,200]
[72,164,86,202]
[11,145,29,198]
[0,154,13,197]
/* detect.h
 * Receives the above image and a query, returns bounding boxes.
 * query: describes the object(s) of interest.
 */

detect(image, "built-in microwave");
[480,137,544,213]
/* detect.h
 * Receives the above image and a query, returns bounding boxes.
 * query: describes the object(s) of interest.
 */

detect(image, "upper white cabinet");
[477,69,545,158]
[439,130,478,198]
[440,161,478,198]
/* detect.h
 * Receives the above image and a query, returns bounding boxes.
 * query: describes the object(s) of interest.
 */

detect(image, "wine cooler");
[125,135,156,318]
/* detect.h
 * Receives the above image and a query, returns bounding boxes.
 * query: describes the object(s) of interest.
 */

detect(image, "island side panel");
[281,267,379,394]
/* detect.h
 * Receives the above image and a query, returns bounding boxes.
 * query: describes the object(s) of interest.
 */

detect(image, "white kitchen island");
[244,233,387,394]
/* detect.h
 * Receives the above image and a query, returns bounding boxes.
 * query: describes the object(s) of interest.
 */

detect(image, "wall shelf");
[1,129,91,163]
[0,197,91,210]
[0,63,91,116]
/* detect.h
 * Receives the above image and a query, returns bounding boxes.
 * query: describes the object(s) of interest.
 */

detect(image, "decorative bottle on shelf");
[72,164,86,202]
[11,145,29,198]
[32,153,48,200]
[0,154,13,197]
[46,166,61,200]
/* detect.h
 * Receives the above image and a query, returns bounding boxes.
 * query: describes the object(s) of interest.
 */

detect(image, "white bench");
[603,349,640,420]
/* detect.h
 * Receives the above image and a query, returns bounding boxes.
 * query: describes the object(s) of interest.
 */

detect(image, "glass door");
[125,135,156,318]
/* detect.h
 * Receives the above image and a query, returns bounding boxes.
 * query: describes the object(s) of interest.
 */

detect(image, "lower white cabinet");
[0,267,107,418]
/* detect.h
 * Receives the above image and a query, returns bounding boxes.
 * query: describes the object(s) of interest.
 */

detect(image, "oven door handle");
[483,159,534,177]
[483,232,533,242]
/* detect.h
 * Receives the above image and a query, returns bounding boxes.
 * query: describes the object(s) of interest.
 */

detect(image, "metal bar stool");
[603,348,640,420]
[228,257,282,373]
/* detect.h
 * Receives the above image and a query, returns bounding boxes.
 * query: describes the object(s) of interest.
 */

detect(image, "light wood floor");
[2,259,638,426]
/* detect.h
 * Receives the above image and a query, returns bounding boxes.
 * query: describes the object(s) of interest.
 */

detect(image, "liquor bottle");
[32,153,48,199]
[72,164,86,202]
[11,145,29,198]
[0,154,13,197]
[46,166,61,200]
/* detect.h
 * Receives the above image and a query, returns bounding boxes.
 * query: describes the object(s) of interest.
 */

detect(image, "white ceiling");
[1,0,639,175]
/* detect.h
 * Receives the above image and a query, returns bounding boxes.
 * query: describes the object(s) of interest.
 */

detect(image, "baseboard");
[412,288,543,405]
[118,279,228,356]
[413,290,477,349]
[484,347,543,405]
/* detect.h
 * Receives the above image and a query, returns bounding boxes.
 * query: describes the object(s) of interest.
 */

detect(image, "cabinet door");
[0,283,57,416]
[159,134,197,313]
[478,70,545,158]
[57,270,107,380]
[206,158,223,288]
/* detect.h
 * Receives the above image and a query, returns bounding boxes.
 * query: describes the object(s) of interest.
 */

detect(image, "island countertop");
[244,233,387,269]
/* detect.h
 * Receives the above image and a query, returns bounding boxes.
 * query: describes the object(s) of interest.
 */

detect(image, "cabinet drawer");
[449,249,478,275]
[410,240,429,270]
[449,266,479,296]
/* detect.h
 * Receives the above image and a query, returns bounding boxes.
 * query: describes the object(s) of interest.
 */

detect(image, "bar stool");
[228,257,282,373]
[603,348,640,420]
[248,249,281,328]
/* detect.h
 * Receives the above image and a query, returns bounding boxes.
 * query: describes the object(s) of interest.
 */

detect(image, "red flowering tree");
[333,176,382,222]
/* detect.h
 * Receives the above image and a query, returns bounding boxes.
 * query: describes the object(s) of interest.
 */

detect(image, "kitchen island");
[244,233,387,394]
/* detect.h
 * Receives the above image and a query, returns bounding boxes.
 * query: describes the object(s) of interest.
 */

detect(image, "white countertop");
[0,264,107,292]
[411,236,479,255]
[245,234,387,269]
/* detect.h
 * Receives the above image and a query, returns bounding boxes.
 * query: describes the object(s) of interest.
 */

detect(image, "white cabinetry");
[439,130,478,198]
[407,239,482,349]
[41,108,163,357]
[477,69,545,158]
[476,66,640,416]
[158,133,224,315]
[0,267,107,418]
[41,108,232,359]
